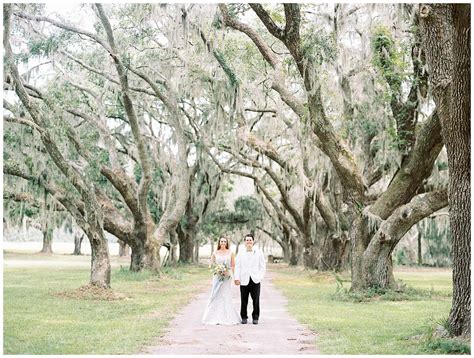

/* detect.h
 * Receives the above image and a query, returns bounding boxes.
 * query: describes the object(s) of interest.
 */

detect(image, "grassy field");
[270,264,470,354]
[4,253,209,355]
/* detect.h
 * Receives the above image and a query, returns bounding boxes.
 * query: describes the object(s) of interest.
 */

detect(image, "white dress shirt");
[234,246,266,286]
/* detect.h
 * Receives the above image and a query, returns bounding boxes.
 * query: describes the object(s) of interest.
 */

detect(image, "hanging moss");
[302,30,338,66]
[211,13,222,30]
[26,23,74,59]
[213,49,239,87]
[371,25,407,92]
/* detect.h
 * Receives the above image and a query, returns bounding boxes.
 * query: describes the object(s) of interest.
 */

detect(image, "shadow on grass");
[54,284,127,301]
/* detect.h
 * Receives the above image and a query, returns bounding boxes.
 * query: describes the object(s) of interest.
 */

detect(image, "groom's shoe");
[252,319,258,325]
[241,319,247,324]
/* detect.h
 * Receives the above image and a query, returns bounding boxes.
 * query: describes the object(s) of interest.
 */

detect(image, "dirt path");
[141,271,319,355]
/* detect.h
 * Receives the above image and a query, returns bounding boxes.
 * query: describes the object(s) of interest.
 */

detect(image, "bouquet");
[209,263,231,281]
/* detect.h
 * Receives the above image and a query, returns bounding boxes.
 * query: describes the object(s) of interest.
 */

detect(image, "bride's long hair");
[217,236,229,250]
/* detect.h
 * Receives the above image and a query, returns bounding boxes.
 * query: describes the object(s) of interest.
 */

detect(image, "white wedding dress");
[202,252,241,325]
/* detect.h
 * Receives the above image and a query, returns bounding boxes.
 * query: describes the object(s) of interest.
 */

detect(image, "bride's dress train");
[202,252,241,325]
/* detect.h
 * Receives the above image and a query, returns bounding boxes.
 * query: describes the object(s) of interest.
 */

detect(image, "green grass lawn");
[4,257,209,354]
[270,264,469,355]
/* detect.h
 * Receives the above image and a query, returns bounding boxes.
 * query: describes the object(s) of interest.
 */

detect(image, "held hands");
[234,280,241,285]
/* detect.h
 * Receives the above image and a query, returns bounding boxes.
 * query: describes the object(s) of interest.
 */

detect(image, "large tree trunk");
[278,225,291,263]
[350,212,375,291]
[289,237,302,266]
[318,234,350,272]
[73,233,84,255]
[280,241,290,263]
[40,224,53,254]
[130,239,147,272]
[40,189,53,254]
[352,189,448,290]
[129,237,161,272]
[303,221,349,271]
[84,200,111,288]
[87,230,111,288]
[419,4,471,337]
[129,218,161,272]
[303,245,317,269]
[362,241,397,289]
[447,4,471,337]
[350,214,398,290]
[447,4,471,338]
[302,228,318,269]
[180,235,194,263]
[177,224,194,263]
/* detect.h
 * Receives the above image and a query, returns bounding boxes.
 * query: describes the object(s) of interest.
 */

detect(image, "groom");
[234,233,266,325]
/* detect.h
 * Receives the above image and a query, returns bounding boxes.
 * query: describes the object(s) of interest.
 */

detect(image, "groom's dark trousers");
[240,277,260,320]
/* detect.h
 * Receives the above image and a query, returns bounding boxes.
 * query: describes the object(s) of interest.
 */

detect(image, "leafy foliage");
[27,31,72,57]
[301,28,338,66]
[371,25,407,92]
[213,49,239,87]
[201,195,262,238]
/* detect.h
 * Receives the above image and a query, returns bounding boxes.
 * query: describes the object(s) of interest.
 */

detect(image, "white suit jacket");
[234,247,266,286]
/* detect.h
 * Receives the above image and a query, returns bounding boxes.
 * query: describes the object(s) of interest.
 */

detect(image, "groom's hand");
[234,280,240,285]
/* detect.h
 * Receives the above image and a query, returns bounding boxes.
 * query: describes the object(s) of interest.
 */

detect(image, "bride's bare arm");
[231,252,235,273]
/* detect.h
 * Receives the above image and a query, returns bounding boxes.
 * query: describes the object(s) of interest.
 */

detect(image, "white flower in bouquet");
[209,263,231,281]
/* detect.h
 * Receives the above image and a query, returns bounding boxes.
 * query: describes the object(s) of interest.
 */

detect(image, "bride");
[202,236,241,325]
